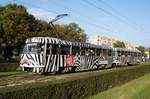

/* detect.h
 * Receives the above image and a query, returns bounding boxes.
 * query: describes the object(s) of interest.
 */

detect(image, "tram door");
[108,49,113,64]
[103,49,108,60]
[79,47,88,69]
[45,44,60,68]
[61,45,75,67]
[121,51,126,65]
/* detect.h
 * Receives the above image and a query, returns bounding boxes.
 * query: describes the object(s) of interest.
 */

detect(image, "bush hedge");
[0,63,19,72]
[0,63,150,99]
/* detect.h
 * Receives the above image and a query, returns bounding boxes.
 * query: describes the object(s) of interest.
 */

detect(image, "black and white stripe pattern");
[21,37,142,73]
[20,54,44,68]
[25,37,103,48]
[43,55,66,73]
[26,37,60,44]
[21,53,142,73]
[21,53,104,73]
[74,56,101,70]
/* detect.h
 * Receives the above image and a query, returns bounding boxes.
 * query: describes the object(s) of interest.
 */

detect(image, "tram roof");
[26,37,60,44]
[114,47,140,53]
[25,37,140,52]
[25,37,104,48]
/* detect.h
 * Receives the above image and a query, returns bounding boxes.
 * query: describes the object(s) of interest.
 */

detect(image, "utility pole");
[49,14,69,38]
[97,35,100,45]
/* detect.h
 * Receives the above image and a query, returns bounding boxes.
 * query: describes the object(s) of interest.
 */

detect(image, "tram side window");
[60,46,70,55]
[88,49,95,56]
[125,52,128,57]
[108,50,112,56]
[46,44,52,55]
[121,51,124,56]
[112,50,115,56]
[117,51,121,56]
[96,49,101,56]
[134,53,137,57]
[52,45,59,54]
[103,49,108,59]
[72,47,80,55]
[81,48,86,55]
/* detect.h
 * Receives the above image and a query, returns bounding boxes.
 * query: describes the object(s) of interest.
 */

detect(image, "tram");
[20,37,142,73]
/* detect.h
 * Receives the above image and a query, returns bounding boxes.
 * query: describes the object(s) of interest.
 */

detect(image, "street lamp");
[48,14,69,38]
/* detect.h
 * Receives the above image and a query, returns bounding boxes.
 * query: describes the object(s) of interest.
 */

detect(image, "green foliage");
[54,23,87,42]
[0,63,150,99]
[136,46,145,54]
[0,4,52,48]
[113,40,125,48]
[0,63,19,72]
[0,4,87,60]
[145,47,150,52]
[89,73,150,99]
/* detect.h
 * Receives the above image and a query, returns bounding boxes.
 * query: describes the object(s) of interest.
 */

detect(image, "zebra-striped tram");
[20,37,142,73]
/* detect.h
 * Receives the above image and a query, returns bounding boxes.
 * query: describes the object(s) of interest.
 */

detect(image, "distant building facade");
[145,51,150,59]
[89,34,137,50]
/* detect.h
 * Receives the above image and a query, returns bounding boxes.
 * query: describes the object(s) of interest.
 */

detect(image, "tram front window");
[23,43,40,53]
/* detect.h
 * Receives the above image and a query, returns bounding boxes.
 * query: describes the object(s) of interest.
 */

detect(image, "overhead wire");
[97,0,144,32]
[50,0,118,28]
[82,0,143,33]
[49,0,119,35]
[16,0,118,36]
[14,0,150,46]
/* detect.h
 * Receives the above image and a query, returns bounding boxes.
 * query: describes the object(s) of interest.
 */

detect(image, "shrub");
[0,63,150,99]
[0,63,19,72]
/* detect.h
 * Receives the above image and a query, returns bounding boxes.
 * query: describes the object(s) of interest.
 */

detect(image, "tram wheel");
[68,67,77,73]
[112,63,116,67]
[58,67,64,74]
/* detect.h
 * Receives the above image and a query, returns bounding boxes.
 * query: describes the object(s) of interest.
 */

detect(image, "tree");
[0,4,87,60]
[145,47,150,52]
[59,23,87,42]
[113,41,125,48]
[136,46,145,54]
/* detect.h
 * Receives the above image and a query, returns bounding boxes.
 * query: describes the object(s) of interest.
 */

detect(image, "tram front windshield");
[23,43,41,54]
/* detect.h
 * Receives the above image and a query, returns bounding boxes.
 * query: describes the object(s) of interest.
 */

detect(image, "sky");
[0,0,150,47]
